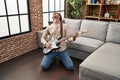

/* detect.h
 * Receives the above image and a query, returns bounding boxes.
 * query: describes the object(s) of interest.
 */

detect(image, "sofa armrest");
[37,30,45,48]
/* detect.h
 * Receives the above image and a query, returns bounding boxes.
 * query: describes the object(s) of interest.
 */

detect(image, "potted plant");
[67,0,86,19]
[109,12,116,18]
[93,12,97,16]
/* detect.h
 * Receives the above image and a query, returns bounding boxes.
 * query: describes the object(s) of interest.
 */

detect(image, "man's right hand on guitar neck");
[45,42,51,49]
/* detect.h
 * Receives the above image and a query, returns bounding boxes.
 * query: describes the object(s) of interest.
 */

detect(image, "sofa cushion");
[80,43,120,80]
[106,22,120,44]
[80,20,108,41]
[67,37,104,53]
[64,18,82,34]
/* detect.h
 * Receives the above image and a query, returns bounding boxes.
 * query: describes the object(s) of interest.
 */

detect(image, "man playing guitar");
[41,12,87,71]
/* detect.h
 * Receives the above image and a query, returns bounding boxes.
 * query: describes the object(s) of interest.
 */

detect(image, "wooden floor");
[0,48,83,80]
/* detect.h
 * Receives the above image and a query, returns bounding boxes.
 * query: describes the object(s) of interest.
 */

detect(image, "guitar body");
[43,39,60,54]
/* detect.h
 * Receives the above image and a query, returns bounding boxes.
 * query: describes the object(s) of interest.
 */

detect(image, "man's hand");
[45,42,51,49]
[72,34,77,41]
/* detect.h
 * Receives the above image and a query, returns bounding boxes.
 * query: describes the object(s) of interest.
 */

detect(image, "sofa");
[37,18,120,80]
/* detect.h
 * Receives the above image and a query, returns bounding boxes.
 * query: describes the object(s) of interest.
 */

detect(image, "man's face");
[52,13,60,21]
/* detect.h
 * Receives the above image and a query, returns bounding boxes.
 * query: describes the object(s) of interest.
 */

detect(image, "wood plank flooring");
[0,48,83,80]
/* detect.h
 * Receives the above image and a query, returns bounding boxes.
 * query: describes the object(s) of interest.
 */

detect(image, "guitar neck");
[56,35,72,44]
[55,30,88,44]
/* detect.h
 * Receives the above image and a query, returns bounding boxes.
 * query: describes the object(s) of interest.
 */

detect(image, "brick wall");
[0,0,43,63]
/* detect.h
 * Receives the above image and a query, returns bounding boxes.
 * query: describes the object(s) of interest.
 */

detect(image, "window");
[42,0,66,27]
[0,0,31,39]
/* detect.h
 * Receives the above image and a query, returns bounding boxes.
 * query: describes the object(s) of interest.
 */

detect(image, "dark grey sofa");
[37,19,120,80]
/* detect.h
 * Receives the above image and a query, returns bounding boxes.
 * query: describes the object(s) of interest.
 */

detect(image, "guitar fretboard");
[56,35,73,44]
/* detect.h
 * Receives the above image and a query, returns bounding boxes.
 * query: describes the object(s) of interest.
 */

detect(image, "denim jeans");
[41,50,74,70]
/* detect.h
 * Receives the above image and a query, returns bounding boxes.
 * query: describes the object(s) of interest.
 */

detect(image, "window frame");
[0,0,31,40]
[42,0,66,27]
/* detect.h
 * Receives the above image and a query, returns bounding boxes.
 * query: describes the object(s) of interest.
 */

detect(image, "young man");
[41,12,76,71]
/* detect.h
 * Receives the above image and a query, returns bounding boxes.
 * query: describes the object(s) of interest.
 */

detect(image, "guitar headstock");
[72,29,88,38]
[81,29,88,33]
[77,29,88,36]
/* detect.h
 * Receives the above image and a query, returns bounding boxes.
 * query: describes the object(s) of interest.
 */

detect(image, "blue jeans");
[41,50,74,70]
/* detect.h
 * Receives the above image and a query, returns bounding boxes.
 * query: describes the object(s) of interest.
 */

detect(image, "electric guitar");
[43,30,88,54]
